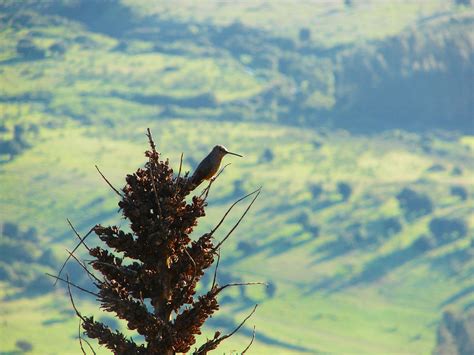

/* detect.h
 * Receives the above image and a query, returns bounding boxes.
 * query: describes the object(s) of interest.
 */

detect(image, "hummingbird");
[190,145,242,187]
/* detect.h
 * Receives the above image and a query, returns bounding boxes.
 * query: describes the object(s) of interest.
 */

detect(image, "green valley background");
[0,0,473,354]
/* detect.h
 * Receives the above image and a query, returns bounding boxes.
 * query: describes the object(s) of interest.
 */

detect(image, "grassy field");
[1,1,473,354]
[1,119,473,353]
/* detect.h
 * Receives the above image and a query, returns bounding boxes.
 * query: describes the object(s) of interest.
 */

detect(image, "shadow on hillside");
[341,239,432,288]
[429,247,473,277]
[111,91,218,109]
[222,233,314,266]
[440,285,474,308]
[0,57,39,66]
[310,239,354,264]
[305,236,437,294]
[207,313,315,353]
[304,276,341,295]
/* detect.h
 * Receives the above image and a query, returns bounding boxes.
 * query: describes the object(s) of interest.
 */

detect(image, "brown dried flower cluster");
[53,130,261,354]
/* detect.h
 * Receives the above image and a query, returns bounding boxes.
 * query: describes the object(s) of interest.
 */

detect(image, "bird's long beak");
[227,151,243,157]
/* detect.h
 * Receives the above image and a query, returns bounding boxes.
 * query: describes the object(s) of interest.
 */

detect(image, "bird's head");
[212,145,243,158]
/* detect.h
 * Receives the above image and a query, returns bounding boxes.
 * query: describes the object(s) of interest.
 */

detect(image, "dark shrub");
[309,183,323,199]
[16,340,33,352]
[426,163,445,172]
[450,186,468,200]
[49,42,66,55]
[2,222,19,237]
[260,148,274,163]
[396,188,433,220]
[429,217,468,241]
[237,241,254,255]
[0,140,24,157]
[380,217,402,236]
[451,166,463,176]
[299,28,311,42]
[294,212,310,226]
[16,38,45,59]
[307,224,320,237]
[337,182,352,201]
[412,235,436,252]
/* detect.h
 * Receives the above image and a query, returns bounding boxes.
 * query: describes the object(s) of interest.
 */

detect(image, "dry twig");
[47,273,99,297]
[242,325,256,354]
[210,188,261,236]
[95,165,122,197]
[211,248,221,290]
[55,226,95,285]
[67,218,90,251]
[78,320,86,355]
[218,282,267,292]
[66,249,101,284]
[213,188,261,250]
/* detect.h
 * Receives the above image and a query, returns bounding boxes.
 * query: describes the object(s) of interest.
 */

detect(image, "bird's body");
[190,145,242,187]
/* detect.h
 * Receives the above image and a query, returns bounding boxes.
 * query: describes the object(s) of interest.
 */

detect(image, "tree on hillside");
[52,130,264,354]
[16,38,45,59]
[434,308,474,355]
[429,217,467,242]
[298,28,311,42]
[337,182,352,201]
[396,188,433,220]
[454,0,472,6]
[450,186,468,201]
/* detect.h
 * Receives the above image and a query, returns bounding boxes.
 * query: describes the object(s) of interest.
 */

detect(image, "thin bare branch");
[78,320,86,355]
[196,304,258,354]
[211,249,221,290]
[66,274,87,321]
[242,325,256,354]
[213,188,261,251]
[200,163,231,200]
[218,282,267,293]
[220,304,258,341]
[210,188,261,236]
[67,218,90,252]
[70,278,97,354]
[95,165,123,197]
[175,152,184,194]
[47,273,99,298]
[177,152,183,181]
[82,336,96,355]
[66,249,102,284]
[55,226,95,285]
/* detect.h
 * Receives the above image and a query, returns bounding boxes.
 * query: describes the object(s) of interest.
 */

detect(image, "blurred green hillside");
[0,1,473,354]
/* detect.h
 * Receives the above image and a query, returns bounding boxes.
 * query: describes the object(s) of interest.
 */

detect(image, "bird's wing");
[190,155,211,185]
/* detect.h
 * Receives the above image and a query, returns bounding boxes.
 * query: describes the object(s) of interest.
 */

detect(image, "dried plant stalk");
[54,130,262,354]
